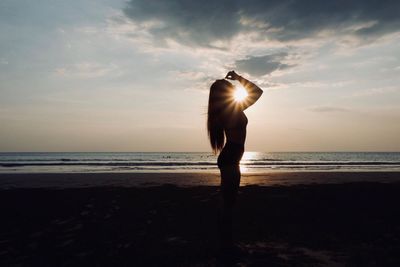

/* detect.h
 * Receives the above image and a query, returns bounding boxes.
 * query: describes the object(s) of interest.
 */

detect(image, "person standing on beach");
[207,71,263,253]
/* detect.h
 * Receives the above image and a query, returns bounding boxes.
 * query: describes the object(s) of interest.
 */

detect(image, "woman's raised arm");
[226,71,263,110]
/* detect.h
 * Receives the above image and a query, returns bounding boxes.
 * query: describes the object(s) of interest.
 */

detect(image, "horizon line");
[1,151,400,153]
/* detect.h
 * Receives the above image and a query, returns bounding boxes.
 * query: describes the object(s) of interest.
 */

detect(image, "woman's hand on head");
[225,70,240,81]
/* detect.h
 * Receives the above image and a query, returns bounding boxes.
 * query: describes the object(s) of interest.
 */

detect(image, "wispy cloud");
[0,58,8,65]
[350,86,399,97]
[309,106,351,113]
[234,53,293,76]
[55,62,119,78]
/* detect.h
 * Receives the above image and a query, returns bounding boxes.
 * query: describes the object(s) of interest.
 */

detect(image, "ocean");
[1,152,400,173]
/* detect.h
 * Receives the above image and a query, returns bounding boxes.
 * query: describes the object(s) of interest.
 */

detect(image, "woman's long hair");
[207,79,233,154]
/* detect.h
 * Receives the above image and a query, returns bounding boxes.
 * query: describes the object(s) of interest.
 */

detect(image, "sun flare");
[234,86,248,102]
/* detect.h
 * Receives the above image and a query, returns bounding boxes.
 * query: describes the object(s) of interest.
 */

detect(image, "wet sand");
[1,171,400,188]
[0,172,400,266]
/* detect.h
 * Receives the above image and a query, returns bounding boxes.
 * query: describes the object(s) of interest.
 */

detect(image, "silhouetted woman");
[207,70,263,253]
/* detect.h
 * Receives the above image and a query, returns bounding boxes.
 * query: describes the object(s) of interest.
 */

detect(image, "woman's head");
[207,79,234,153]
[208,79,234,110]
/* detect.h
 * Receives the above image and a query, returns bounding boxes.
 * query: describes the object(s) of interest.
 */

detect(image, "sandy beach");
[1,171,400,189]
[0,172,400,266]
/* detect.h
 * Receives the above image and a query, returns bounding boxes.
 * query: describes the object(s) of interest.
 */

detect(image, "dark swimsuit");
[217,113,247,168]
[217,141,244,168]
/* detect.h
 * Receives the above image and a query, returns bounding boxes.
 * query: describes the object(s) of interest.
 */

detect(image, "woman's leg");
[218,164,241,249]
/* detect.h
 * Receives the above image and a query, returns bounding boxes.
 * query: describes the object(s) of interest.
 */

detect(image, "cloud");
[170,70,216,92]
[55,62,118,78]
[350,86,399,97]
[123,0,240,48]
[309,106,351,113]
[122,0,400,48]
[234,52,292,76]
[0,58,8,65]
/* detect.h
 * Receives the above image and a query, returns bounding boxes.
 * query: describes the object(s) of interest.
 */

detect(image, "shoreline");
[0,171,400,189]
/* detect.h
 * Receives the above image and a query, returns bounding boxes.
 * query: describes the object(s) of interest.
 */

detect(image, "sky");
[1,0,400,152]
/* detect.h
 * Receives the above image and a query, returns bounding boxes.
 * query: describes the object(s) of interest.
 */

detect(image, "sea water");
[1,152,400,173]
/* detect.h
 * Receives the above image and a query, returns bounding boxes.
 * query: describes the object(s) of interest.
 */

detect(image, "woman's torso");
[223,111,248,145]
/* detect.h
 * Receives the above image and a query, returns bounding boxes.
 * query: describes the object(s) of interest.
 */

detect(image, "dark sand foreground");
[1,172,400,266]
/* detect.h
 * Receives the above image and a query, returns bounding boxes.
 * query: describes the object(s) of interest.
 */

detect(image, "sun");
[234,86,248,102]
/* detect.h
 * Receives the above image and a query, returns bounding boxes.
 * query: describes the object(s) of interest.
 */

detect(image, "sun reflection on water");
[240,151,260,173]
